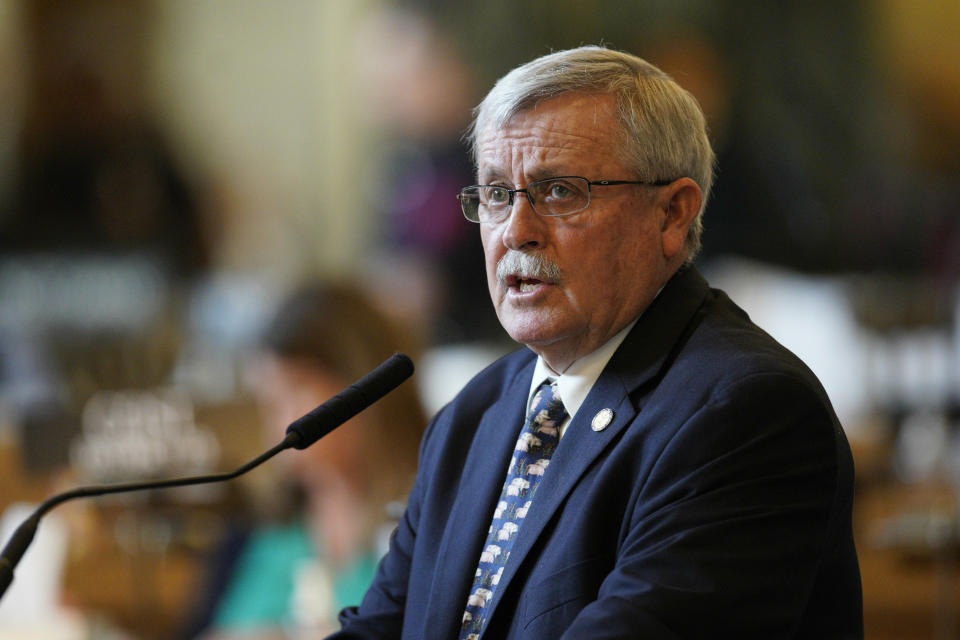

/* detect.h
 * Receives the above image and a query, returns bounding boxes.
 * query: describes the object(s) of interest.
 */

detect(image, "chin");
[502,318,566,350]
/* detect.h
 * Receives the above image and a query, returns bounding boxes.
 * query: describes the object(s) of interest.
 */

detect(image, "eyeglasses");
[456,175,674,224]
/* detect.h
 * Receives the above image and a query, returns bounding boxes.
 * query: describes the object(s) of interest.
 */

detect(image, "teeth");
[519,282,537,292]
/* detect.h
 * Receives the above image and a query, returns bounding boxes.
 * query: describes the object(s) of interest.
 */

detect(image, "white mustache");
[496,251,561,285]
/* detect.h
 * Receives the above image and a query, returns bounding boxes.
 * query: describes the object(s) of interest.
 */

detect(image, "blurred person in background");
[0,0,209,281]
[353,6,502,347]
[185,283,426,639]
[0,0,211,441]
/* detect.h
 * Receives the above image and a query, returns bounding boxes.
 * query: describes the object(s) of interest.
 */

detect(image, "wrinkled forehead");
[474,93,628,180]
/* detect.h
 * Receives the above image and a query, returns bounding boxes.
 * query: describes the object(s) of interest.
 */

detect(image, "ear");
[657,178,702,261]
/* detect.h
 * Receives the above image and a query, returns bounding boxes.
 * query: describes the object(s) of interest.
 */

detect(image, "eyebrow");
[479,165,573,184]
[478,167,506,184]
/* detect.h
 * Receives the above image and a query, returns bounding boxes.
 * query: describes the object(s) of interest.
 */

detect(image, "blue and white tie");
[459,381,567,639]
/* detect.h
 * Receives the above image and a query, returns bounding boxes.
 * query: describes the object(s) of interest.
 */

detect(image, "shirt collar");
[527,317,638,420]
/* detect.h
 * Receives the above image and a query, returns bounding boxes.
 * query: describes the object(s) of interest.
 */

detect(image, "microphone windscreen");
[284,353,414,449]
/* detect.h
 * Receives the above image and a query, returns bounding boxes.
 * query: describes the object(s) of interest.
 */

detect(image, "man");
[331,46,862,639]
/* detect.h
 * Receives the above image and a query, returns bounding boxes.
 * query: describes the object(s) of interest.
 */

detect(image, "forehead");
[476,92,626,181]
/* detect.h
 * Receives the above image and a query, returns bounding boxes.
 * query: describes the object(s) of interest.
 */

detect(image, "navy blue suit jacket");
[331,266,862,639]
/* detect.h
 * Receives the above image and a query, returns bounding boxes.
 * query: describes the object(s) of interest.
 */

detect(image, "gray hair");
[467,45,715,260]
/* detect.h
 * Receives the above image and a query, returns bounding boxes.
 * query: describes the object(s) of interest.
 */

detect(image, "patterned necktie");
[459,381,567,639]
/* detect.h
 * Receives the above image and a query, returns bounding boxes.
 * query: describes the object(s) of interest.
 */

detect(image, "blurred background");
[0,0,957,638]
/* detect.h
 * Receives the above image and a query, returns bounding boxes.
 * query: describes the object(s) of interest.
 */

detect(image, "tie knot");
[529,381,567,427]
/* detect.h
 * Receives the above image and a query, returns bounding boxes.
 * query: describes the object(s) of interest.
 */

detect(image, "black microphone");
[285,352,414,449]
[0,352,414,601]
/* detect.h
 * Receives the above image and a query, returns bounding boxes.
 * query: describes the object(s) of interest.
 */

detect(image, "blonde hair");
[468,45,715,260]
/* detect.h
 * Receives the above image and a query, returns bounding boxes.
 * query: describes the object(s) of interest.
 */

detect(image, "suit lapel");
[481,267,711,626]
[422,359,536,639]
[481,371,637,626]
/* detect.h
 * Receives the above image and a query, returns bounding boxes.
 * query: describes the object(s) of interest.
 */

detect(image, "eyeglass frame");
[456,175,676,224]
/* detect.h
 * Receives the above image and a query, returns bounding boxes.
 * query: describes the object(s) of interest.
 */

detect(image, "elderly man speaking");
[330,46,862,639]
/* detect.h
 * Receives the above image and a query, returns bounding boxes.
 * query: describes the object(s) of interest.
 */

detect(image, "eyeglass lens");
[460,177,590,222]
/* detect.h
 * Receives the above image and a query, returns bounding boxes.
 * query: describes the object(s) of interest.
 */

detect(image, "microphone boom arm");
[0,432,299,600]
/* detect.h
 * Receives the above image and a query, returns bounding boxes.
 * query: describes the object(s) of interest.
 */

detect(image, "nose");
[500,191,547,251]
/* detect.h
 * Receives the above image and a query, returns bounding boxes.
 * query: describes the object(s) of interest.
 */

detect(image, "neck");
[305,473,374,569]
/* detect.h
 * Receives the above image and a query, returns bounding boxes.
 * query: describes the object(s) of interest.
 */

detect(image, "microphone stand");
[0,431,300,600]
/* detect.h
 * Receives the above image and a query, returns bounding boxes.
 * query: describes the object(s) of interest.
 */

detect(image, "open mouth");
[506,275,548,292]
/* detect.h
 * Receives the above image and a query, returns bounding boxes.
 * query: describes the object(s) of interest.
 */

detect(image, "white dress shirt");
[526,318,638,438]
